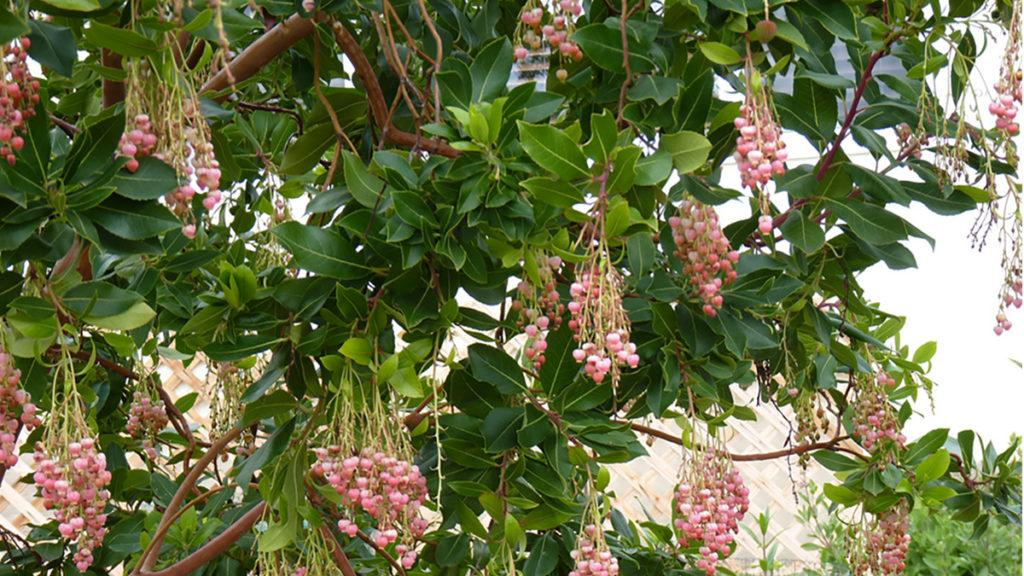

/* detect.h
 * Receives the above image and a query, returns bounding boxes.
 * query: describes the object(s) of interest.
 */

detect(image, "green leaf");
[780,211,825,253]
[205,335,283,362]
[38,0,100,11]
[390,366,424,398]
[912,341,937,364]
[27,21,77,77]
[915,449,950,484]
[661,131,712,174]
[803,0,858,41]
[627,233,656,275]
[83,23,159,57]
[825,199,919,246]
[342,151,385,208]
[584,111,618,164]
[468,343,526,394]
[280,123,334,175]
[111,157,178,200]
[86,198,180,240]
[62,281,155,330]
[823,483,861,506]
[846,164,912,205]
[516,121,590,181]
[634,150,673,186]
[573,23,655,73]
[0,7,30,45]
[524,533,559,576]
[698,41,741,65]
[903,428,949,466]
[521,177,583,207]
[471,37,513,102]
[242,390,296,425]
[482,407,523,453]
[271,222,370,280]
[339,337,373,365]
[627,75,680,105]
[812,451,862,472]
[777,79,838,144]
[436,534,471,567]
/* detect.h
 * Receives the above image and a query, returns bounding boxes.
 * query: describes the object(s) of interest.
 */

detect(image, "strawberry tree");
[0,0,1021,574]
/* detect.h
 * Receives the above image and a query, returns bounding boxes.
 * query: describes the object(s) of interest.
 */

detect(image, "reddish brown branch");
[815,49,886,181]
[134,427,246,575]
[330,19,459,158]
[623,421,856,462]
[102,49,125,108]
[140,502,266,576]
[201,14,317,99]
[321,525,358,576]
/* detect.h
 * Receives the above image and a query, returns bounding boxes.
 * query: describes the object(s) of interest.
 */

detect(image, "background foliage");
[0,0,1021,574]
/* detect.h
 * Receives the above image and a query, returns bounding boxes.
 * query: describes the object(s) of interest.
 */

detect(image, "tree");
[0,0,1020,574]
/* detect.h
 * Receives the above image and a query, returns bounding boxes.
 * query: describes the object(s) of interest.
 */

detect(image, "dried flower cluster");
[669,199,740,316]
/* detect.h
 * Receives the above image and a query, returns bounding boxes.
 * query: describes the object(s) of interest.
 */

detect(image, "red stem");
[815,50,886,182]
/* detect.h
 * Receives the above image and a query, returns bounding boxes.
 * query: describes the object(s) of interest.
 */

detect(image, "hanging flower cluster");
[672,449,750,575]
[312,446,428,568]
[513,0,584,81]
[569,263,639,384]
[1,346,40,467]
[311,381,429,570]
[991,1,1021,138]
[255,521,335,576]
[117,114,158,172]
[512,253,565,370]
[736,54,787,235]
[33,438,111,572]
[0,37,40,166]
[849,502,911,576]
[994,274,1022,335]
[121,59,222,238]
[31,353,110,572]
[793,392,829,466]
[570,523,620,576]
[669,198,741,316]
[852,371,906,455]
[567,171,639,386]
[126,378,169,460]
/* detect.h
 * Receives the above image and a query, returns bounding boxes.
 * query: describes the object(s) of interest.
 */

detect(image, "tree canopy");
[0,0,1021,574]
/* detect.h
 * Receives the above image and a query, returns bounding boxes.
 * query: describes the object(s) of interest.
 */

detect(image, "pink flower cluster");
[514,1,584,81]
[312,447,428,570]
[569,524,620,576]
[33,439,111,572]
[512,255,565,370]
[118,114,158,172]
[855,504,910,576]
[126,391,169,459]
[994,278,1021,335]
[670,201,741,316]
[990,92,1020,135]
[568,267,639,384]
[1,350,40,467]
[853,373,905,454]
[1,37,41,167]
[734,102,788,194]
[672,453,750,576]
